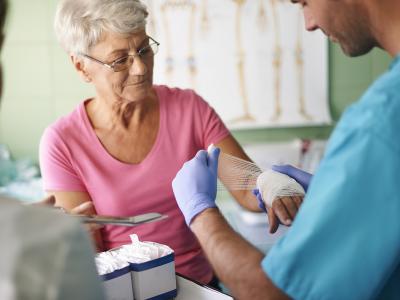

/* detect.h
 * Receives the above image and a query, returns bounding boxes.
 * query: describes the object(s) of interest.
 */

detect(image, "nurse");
[172,0,400,299]
[0,1,105,299]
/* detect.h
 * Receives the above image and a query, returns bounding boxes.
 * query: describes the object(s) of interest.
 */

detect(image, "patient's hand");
[32,195,56,206]
[268,195,303,233]
[253,189,303,233]
[33,196,104,248]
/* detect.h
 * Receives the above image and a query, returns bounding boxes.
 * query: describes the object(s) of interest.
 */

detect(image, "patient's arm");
[215,135,304,232]
[46,190,104,252]
[215,134,260,211]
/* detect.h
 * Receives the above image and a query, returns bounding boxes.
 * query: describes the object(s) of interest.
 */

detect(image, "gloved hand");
[272,164,313,191]
[252,188,267,212]
[172,147,220,226]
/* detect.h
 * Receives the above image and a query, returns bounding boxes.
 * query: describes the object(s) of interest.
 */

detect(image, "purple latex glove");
[172,148,220,226]
[272,164,313,191]
[252,189,267,213]
[252,188,283,233]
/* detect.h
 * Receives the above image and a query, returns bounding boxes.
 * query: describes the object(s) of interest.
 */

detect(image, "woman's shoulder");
[154,85,207,108]
[42,100,87,139]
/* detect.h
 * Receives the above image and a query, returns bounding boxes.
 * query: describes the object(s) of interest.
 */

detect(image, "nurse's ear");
[71,54,92,83]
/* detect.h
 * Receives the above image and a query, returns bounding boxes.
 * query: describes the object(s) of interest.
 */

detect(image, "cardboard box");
[97,239,176,300]
[100,265,134,300]
[130,253,177,300]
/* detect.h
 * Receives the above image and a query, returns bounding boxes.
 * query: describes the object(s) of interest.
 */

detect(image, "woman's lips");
[124,80,147,87]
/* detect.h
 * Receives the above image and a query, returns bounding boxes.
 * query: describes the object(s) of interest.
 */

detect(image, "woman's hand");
[69,201,104,233]
[66,201,104,252]
[253,189,303,233]
[35,196,103,233]
[51,191,104,252]
[33,194,104,251]
[253,165,313,233]
[32,195,56,206]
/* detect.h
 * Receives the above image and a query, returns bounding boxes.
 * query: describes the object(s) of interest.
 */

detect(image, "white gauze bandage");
[206,144,304,207]
[95,234,174,275]
[256,170,305,207]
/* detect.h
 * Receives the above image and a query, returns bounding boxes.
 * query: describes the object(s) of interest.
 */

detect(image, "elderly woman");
[40,0,300,285]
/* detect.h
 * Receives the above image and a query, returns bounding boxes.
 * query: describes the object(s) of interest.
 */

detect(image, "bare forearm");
[191,208,289,300]
[231,189,261,211]
[216,136,262,212]
[48,191,104,251]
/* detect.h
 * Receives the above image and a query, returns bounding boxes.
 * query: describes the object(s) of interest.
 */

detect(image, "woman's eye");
[140,47,151,55]
[114,56,129,65]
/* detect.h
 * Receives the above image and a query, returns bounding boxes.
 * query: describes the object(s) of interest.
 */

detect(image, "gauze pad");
[207,144,262,191]
[207,144,304,207]
[95,234,173,275]
[256,169,305,207]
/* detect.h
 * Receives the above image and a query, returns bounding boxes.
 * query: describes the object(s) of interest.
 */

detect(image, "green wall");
[0,0,392,162]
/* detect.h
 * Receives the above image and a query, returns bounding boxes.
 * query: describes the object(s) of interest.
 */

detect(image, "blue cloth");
[262,55,400,300]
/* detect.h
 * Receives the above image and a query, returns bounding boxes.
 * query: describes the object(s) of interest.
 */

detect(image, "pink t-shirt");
[39,85,230,284]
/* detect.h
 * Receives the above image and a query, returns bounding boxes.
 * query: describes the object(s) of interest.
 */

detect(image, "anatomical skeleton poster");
[148,0,331,129]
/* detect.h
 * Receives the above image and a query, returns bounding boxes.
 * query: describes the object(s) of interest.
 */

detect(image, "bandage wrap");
[96,234,173,275]
[256,170,305,207]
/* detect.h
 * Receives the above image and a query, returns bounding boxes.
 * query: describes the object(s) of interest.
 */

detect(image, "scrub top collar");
[389,53,400,70]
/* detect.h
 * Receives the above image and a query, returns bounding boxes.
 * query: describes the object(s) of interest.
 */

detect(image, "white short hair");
[54,0,148,54]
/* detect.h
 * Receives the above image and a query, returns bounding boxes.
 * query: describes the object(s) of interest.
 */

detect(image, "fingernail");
[77,201,93,210]
[55,206,67,213]
[285,219,292,225]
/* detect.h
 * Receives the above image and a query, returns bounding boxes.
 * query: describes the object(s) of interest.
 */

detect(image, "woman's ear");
[71,55,92,82]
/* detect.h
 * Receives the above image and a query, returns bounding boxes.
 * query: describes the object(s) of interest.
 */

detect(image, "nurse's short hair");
[54,0,148,54]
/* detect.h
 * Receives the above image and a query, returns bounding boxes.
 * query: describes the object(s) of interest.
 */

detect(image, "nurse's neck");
[369,0,400,57]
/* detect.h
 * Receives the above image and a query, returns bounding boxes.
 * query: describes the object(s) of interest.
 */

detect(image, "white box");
[100,265,134,300]
[97,235,177,300]
[176,274,233,300]
[130,253,177,300]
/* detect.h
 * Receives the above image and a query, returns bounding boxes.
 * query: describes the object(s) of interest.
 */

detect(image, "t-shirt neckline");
[79,87,164,167]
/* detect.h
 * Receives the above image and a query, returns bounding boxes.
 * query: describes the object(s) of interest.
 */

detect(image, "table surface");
[175,275,233,300]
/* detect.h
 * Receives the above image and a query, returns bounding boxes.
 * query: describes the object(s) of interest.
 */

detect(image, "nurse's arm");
[46,190,104,252]
[191,207,290,300]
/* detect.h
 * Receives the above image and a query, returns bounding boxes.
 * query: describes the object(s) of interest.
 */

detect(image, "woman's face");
[81,30,155,105]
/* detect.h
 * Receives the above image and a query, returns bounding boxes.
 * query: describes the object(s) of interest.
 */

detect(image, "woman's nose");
[129,55,147,76]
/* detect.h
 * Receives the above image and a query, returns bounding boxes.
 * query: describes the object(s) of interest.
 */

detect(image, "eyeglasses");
[80,37,160,72]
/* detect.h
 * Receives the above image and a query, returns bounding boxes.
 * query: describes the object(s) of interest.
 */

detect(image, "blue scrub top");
[262,55,400,300]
